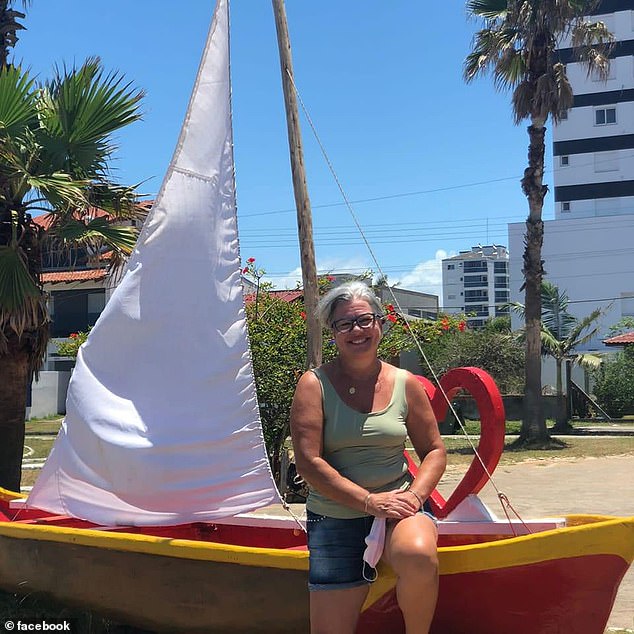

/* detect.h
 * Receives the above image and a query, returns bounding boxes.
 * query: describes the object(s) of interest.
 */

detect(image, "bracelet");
[408,489,423,509]
[364,493,372,513]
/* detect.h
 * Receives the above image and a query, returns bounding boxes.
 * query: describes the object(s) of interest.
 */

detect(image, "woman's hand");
[366,490,419,519]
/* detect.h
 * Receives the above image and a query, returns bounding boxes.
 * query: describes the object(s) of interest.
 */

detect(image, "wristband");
[408,489,423,509]
[364,493,372,513]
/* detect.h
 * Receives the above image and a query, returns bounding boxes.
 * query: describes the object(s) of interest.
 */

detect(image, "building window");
[463,261,487,273]
[493,261,508,274]
[447,294,456,300]
[595,107,616,125]
[447,264,455,270]
[594,150,619,173]
[560,155,569,166]
[464,290,488,301]
[562,201,571,213]
[495,291,509,303]
[494,275,508,288]
[464,274,488,288]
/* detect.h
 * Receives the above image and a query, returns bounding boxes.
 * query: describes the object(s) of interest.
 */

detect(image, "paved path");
[437,454,634,632]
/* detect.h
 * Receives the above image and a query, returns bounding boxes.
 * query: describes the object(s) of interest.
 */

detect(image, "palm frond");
[574,352,603,370]
[466,0,509,22]
[38,57,144,177]
[50,216,137,256]
[511,79,533,122]
[0,243,39,311]
[87,181,143,221]
[0,65,37,138]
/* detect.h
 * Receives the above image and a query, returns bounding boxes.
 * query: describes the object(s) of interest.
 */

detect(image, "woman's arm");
[290,371,415,518]
[401,372,447,507]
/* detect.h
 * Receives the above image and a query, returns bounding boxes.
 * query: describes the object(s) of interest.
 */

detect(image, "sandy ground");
[437,454,634,631]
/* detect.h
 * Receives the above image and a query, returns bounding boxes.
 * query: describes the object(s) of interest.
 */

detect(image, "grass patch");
[23,437,56,460]
[25,418,62,435]
[440,436,634,467]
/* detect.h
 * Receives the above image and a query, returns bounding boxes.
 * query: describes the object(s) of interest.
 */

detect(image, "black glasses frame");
[331,312,384,333]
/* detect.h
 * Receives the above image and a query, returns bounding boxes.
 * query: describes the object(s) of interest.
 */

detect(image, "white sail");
[26,0,281,525]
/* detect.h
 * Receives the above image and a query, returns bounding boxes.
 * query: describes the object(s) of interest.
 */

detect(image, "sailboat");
[0,1,632,632]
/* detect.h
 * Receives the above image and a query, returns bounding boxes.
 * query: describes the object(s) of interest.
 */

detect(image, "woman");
[290,281,446,634]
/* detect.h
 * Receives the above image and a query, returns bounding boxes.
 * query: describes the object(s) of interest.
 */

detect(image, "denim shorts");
[306,502,435,592]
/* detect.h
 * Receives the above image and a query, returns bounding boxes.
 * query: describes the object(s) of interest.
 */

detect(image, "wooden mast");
[272,0,322,368]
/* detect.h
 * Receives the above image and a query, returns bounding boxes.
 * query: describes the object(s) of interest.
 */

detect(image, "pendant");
[348,387,356,395]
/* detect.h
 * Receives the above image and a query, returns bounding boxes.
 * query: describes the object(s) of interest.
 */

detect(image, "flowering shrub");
[56,329,90,358]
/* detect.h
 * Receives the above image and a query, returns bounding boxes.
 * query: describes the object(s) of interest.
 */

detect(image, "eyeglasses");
[331,312,383,333]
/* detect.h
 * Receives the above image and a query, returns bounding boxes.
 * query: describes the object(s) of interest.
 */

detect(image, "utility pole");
[272,0,322,369]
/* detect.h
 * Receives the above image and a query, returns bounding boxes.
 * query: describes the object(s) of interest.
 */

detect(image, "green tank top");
[306,366,412,519]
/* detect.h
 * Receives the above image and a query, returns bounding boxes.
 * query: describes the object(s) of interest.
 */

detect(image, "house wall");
[27,371,72,419]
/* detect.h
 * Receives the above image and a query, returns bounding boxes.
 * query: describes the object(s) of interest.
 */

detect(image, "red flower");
[300,311,306,320]
[441,319,450,331]
[247,257,255,264]
[387,314,397,323]
[386,304,395,313]
[458,321,466,332]
[69,333,78,339]
[327,275,335,282]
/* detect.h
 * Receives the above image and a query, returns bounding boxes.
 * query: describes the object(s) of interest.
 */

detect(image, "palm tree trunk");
[0,334,29,492]
[519,118,549,443]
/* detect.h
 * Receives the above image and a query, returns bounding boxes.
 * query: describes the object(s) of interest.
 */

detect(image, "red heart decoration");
[406,367,506,518]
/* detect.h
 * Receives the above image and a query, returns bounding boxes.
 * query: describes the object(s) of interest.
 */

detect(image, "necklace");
[337,360,381,396]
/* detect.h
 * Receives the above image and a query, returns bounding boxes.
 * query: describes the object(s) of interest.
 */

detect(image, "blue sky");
[16,1,557,301]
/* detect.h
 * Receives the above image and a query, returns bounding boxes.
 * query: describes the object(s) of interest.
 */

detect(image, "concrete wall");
[27,371,71,419]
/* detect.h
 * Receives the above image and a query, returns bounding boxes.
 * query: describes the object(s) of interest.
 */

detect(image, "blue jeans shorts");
[306,502,436,592]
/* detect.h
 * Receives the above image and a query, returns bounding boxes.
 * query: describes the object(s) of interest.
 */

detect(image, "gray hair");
[316,281,383,327]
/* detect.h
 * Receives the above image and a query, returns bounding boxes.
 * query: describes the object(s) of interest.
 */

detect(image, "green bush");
[593,347,634,418]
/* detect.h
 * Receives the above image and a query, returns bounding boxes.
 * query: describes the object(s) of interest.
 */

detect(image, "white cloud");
[397,249,454,303]
[265,256,372,290]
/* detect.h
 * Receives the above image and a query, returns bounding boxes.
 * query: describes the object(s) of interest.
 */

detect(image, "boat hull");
[0,496,632,634]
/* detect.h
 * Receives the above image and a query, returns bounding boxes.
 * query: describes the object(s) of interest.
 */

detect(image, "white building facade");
[442,245,510,327]
[509,0,634,352]
[553,0,634,218]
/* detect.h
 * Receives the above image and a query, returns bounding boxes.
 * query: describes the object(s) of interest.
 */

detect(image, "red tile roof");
[32,200,154,229]
[603,331,634,345]
[41,269,107,284]
[245,290,303,304]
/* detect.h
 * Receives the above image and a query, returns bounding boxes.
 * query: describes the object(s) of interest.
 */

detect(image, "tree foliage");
[416,316,525,394]
[593,347,634,418]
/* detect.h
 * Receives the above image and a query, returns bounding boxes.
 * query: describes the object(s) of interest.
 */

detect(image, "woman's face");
[330,299,382,358]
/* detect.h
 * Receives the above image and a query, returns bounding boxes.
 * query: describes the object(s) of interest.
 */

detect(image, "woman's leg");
[310,585,370,634]
[383,514,439,634]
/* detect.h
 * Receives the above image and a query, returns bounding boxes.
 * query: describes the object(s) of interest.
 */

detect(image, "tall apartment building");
[442,245,510,327]
[553,0,634,218]
[509,0,634,353]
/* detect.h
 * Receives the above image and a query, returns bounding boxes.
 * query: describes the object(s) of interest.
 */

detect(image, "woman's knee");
[392,542,438,578]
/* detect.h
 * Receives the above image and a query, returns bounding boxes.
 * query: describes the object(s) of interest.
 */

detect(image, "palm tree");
[0,0,29,68]
[510,280,604,429]
[0,58,144,490]
[464,0,612,444]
